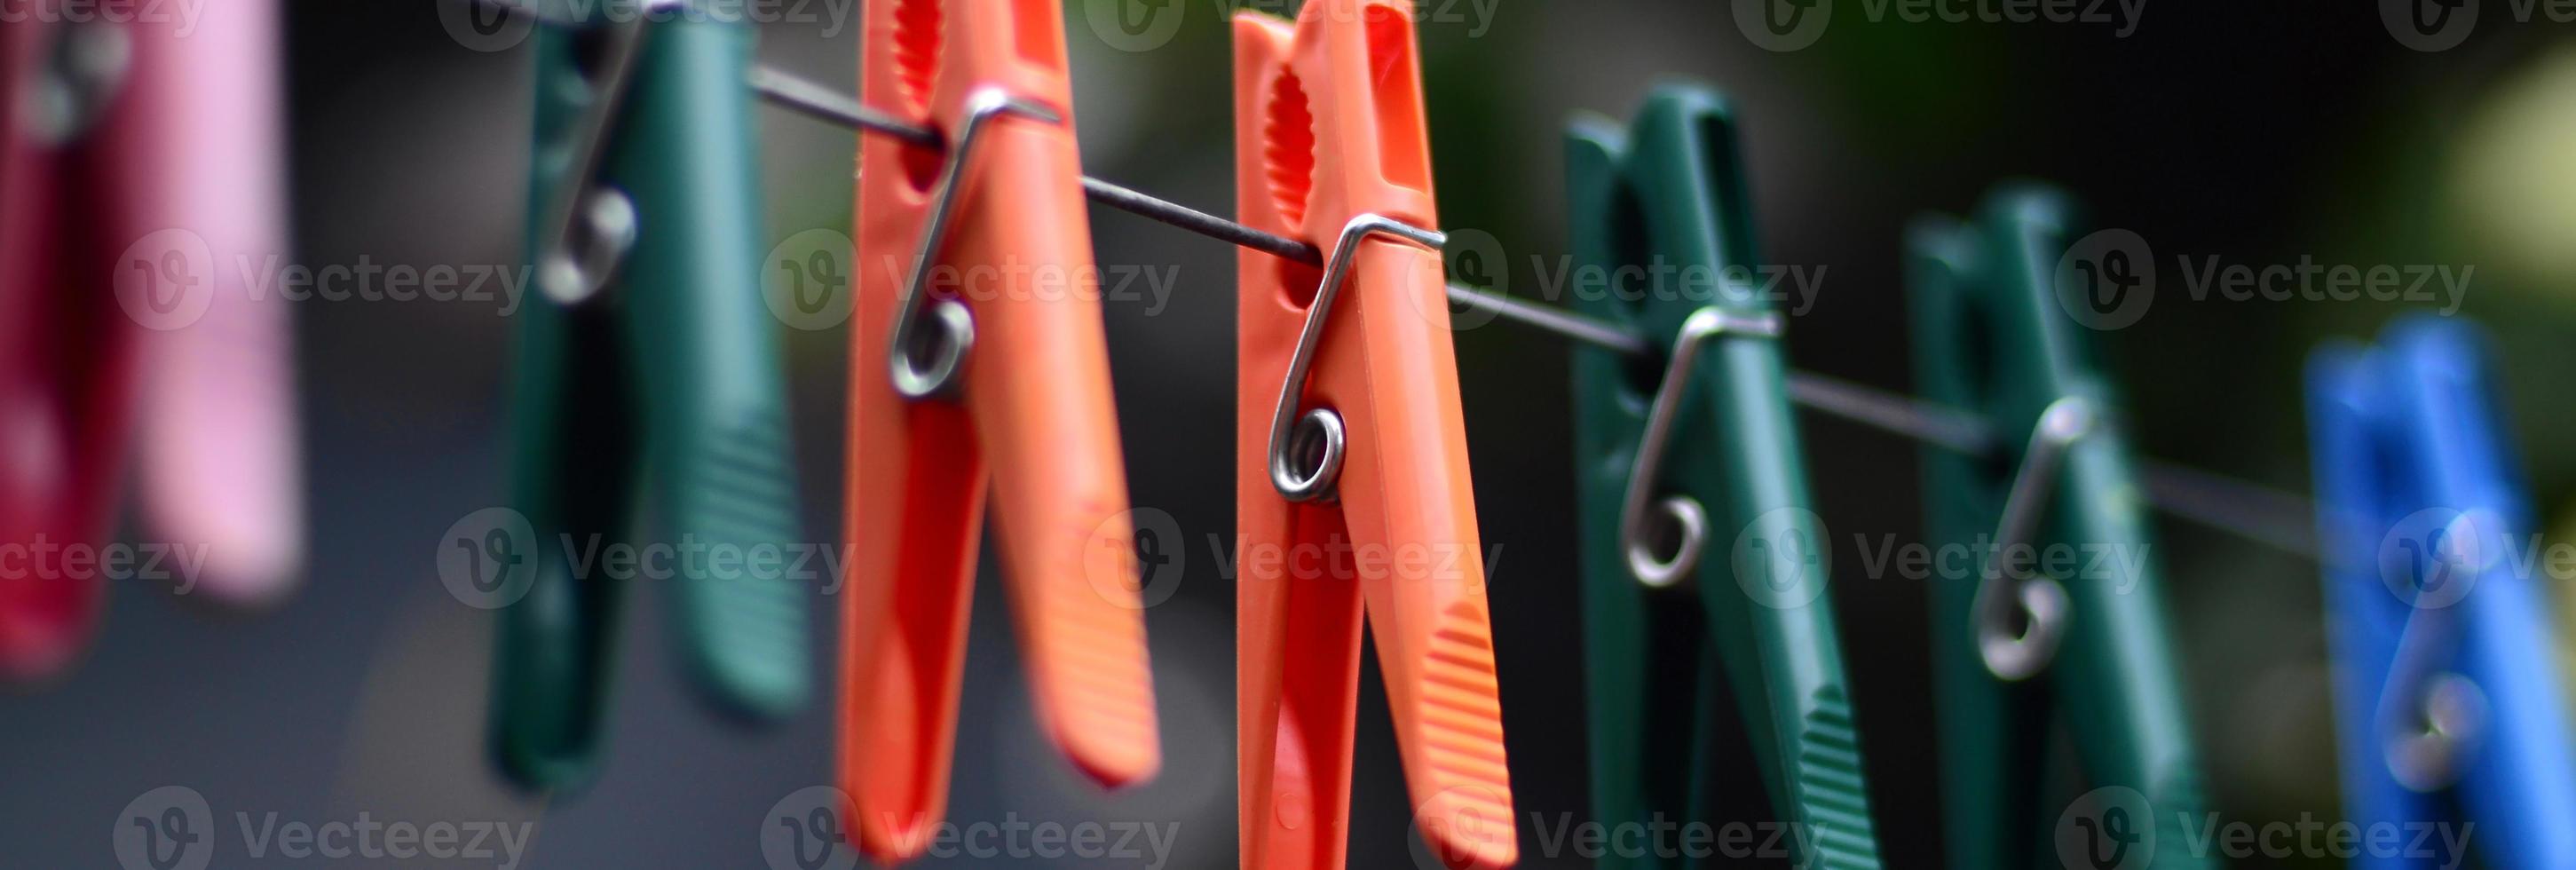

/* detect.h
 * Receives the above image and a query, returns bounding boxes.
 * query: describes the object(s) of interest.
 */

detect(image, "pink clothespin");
[0,0,299,680]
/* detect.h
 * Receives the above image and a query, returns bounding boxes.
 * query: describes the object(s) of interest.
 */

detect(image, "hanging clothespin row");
[1907,185,2209,868]
[842,0,1158,862]
[1233,3,1516,867]
[2306,316,2576,870]
[489,0,810,790]
[1565,85,1883,870]
[0,0,301,681]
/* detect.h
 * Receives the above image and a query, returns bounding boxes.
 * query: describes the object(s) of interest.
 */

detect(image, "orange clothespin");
[1232,3,1517,868]
[842,1,1158,863]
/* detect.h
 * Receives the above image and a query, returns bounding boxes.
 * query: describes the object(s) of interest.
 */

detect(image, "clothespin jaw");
[492,4,811,791]
[2307,317,2576,869]
[1565,84,1882,870]
[842,0,1158,861]
[1906,186,2206,868]
[1232,4,1514,868]
[0,9,152,681]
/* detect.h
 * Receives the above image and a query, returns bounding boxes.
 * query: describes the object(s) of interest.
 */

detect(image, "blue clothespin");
[2307,315,2576,869]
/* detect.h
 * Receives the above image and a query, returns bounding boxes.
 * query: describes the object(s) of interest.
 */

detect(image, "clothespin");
[1232,3,1515,868]
[0,1,302,678]
[841,0,1158,861]
[2307,316,2576,869]
[1565,85,1883,869]
[130,0,303,606]
[1906,185,2208,867]
[489,1,810,790]
[0,9,134,681]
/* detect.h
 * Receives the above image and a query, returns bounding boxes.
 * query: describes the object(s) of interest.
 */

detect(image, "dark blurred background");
[10,1,2576,866]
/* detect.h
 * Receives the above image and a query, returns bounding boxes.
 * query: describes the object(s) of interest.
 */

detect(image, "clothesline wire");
[467,1,2325,561]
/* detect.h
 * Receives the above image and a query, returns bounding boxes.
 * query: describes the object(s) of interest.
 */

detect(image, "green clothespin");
[1907,186,2207,867]
[1568,84,1883,870]
[489,2,809,792]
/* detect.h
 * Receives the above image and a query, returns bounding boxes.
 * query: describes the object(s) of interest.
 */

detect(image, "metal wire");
[739,62,2324,561]
[744,65,940,149]
[422,0,2328,563]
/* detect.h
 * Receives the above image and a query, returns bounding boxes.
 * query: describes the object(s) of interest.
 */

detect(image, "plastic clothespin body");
[2307,316,2576,870]
[842,1,1157,862]
[0,8,159,680]
[1566,85,1881,870]
[130,0,303,605]
[1907,186,2206,868]
[492,4,810,791]
[1233,3,1514,868]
